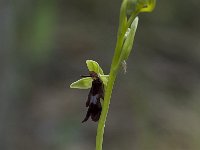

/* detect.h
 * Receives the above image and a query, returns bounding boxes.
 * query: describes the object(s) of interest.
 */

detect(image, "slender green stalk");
[96,71,117,150]
[95,0,156,149]
[95,15,128,150]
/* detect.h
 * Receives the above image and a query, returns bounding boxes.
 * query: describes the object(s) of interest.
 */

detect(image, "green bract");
[70,60,109,89]
[121,17,138,61]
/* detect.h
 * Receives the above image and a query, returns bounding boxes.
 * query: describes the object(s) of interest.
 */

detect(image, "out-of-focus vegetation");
[0,0,200,150]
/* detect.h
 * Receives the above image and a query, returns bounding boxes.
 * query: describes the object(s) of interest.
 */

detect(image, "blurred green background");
[1,0,200,150]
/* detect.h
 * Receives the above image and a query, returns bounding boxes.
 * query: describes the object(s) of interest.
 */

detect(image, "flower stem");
[95,70,116,150]
[95,0,156,148]
[95,24,125,150]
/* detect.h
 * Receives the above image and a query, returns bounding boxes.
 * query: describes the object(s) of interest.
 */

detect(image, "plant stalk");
[95,2,142,150]
[95,27,125,150]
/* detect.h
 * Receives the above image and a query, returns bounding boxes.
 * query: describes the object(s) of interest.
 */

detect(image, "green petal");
[70,77,93,89]
[86,60,104,75]
[100,75,109,86]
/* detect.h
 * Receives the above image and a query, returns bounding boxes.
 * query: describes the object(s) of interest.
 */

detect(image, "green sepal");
[100,75,109,86]
[86,60,104,75]
[70,77,93,89]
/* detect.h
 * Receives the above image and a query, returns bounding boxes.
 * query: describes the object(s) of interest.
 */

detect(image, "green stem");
[94,0,156,148]
[95,27,125,150]
[95,70,116,150]
[95,3,140,150]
